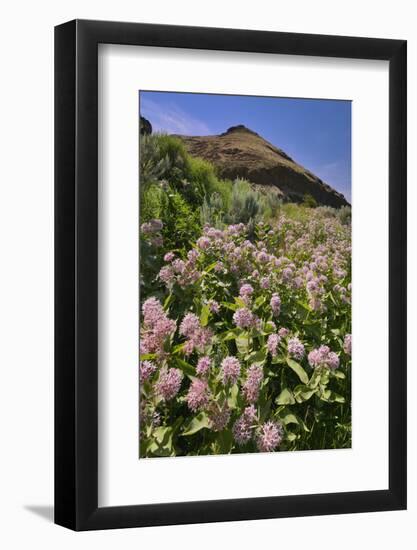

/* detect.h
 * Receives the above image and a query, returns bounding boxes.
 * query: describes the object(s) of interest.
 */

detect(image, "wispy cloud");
[140,96,212,136]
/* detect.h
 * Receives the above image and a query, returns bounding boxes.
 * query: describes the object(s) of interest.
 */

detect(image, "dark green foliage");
[302,193,318,208]
[337,205,352,225]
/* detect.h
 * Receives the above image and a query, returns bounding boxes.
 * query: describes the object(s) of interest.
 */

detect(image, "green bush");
[225,179,261,224]
[302,193,318,208]
[337,205,352,226]
[140,133,234,209]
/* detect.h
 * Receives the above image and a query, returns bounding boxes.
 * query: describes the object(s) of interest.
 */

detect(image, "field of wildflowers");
[139,208,351,457]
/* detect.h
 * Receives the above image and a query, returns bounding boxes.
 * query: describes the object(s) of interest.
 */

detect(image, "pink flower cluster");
[141,218,163,234]
[141,218,163,247]
[155,367,183,401]
[278,327,289,338]
[233,307,259,330]
[256,420,283,452]
[186,379,210,412]
[308,345,340,370]
[343,334,352,356]
[208,403,231,432]
[179,312,212,355]
[220,356,241,385]
[239,283,254,302]
[140,207,351,456]
[242,365,264,403]
[267,333,281,357]
[208,299,220,314]
[287,337,305,360]
[270,293,281,316]
[140,297,176,357]
[196,356,211,376]
[139,360,157,381]
[232,405,257,445]
[158,249,201,288]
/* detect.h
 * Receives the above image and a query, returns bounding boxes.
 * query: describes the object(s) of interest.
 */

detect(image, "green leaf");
[154,426,171,445]
[254,296,266,308]
[245,349,266,366]
[286,432,297,442]
[163,292,174,310]
[320,390,345,403]
[172,343,185,355]
[286,357,309,384]
[174,358,195,378]
[139,353,157,361]
[227,384,239,409]
[221,301,239,312]
[236,333,250,354]
[203,261,219,274]
[333,370,346,379]
[200,304,210,327]
[282,413,299,426]
[181,412,210,436]
[308,369,322,389]
[294,385,317,403]
[259,398,272,422]
[276,388,295,405]
[217,429,233,454]
[320,369,330,386]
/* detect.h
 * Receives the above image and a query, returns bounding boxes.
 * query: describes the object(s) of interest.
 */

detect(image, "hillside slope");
[174,125,349,208]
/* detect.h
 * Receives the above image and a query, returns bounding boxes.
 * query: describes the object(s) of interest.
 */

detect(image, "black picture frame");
[55,19,407,531]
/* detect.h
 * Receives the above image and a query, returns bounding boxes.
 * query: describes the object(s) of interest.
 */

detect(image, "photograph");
[138,91,352,458]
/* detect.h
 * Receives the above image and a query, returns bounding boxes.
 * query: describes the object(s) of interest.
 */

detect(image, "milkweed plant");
[139,211,351,457]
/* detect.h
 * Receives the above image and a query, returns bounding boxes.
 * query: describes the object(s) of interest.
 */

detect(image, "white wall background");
[0,1,414,547]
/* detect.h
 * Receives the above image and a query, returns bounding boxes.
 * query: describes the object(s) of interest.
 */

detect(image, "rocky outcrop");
[175,125,349,208]
[140,116,152,136]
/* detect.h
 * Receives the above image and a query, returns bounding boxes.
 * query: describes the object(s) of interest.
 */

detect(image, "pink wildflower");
[209,403,231,432]
[239,284,254,298]
[179,313,200,337]
[233,307,255,329]
[260,276,270,289]
[141,218,163,235]
[220,356,241,385]
[256,421,283,452]
[158,265,175,286]
[186,379,210,412]
[140,298,176,356]
[308,345,340,370]
[164,251,175,262]
[278,327,289,338]
[270,293,281,316]
[196,236,210,249]
[343,334,352,355]
[233,405,257,445]
[242,365,263,403]
[196,356,211,376]
[155,368,183,401]
[267,333,281,357]
[208,299,220,314]
[287,337,305,360]
[139,360,157,381]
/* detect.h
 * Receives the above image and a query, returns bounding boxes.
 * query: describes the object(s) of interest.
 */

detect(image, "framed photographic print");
[55,20,407,530]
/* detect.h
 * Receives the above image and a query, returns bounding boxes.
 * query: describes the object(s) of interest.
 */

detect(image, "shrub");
[316,206,337,219]
[226,179,262,224]
[337,205,352,226]
[302,193,318,208]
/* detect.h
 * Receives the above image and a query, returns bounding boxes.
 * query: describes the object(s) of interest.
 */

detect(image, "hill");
[173,124,349,208]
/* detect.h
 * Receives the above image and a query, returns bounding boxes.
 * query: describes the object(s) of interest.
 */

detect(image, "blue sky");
[140,91,351,202]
